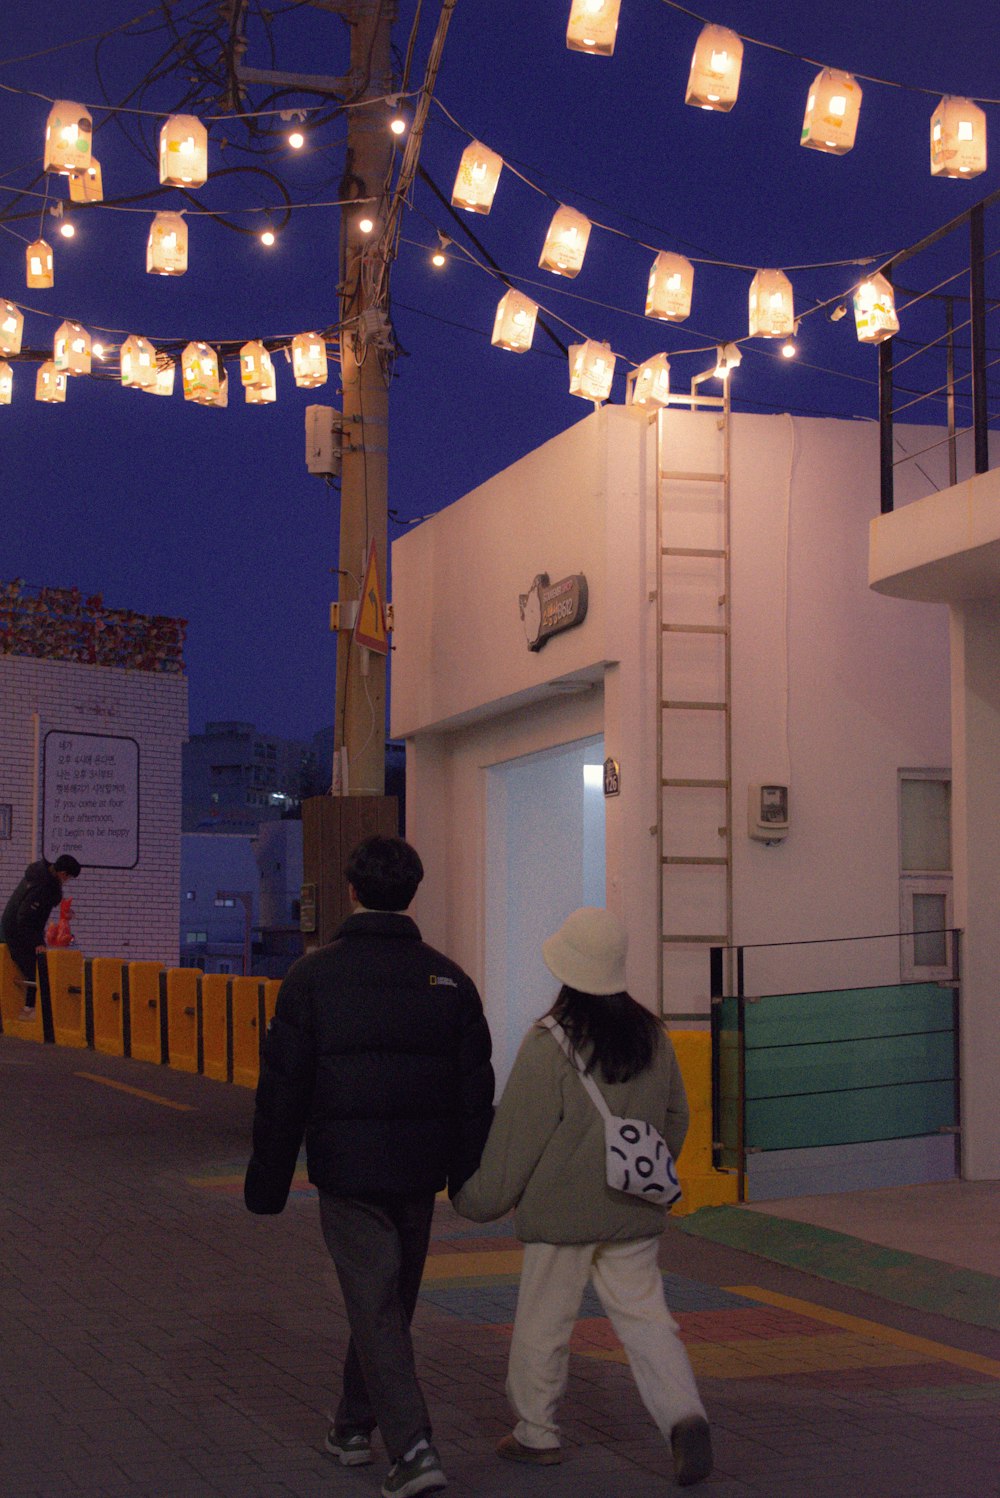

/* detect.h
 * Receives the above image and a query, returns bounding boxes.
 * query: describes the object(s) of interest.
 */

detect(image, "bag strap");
[540,1016,612,1123]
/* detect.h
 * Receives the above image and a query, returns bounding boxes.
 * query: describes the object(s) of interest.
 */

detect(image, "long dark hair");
[545,985,662,1084]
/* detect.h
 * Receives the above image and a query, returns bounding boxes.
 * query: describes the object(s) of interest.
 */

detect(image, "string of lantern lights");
[2,2,999,415]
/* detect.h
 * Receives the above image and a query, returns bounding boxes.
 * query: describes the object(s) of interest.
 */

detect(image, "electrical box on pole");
[305,404,342,476]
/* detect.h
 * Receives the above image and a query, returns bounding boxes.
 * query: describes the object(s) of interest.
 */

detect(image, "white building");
[391,405,998,1192]
[1,587,187,964]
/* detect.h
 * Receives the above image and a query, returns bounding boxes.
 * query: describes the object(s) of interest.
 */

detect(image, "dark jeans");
[5,936,36,991]
[318,1190,436,1463]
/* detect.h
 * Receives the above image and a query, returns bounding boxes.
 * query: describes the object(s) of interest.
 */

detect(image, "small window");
[899,770,952,982]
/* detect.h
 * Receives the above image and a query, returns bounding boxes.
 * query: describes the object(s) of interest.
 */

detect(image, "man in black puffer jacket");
[244,835,494,1498]
[1,854,81,1011]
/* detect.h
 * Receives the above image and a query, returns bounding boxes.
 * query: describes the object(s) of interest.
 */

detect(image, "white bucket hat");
[542,906,627,996]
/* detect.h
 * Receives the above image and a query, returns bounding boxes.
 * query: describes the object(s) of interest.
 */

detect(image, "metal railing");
[710,930,961,1200]
[879,191,1000,513]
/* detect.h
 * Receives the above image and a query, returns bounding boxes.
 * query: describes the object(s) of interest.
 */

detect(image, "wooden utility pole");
[335,0,394,797]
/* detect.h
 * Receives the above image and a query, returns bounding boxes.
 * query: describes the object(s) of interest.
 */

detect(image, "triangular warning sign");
[354,537,388,655]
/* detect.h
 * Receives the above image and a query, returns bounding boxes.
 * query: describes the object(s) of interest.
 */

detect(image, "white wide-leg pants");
[507,1237,707,1450]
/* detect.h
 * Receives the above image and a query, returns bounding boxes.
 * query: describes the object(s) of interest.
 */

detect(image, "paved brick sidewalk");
[2,1038,998,1498]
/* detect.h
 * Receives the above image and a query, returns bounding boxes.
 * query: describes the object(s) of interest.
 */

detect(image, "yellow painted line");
[75,1071,196,1112]
[570,1330,927,1379]
[728,1286,1000,1382]
[423,1248,524,1280]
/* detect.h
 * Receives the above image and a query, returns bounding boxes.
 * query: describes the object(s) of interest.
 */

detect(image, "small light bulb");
[390,115,406,136]
[261,228,276,246]
[358,216,375,234]
[59,221,75,238]
[431,251,446,268]
[288,130,305,149]
[781,339,797,359]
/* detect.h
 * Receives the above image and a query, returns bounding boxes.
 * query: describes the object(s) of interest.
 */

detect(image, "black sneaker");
[325,1427,373,1466]
[671,1415,713,1487]
[381,1440,447,1498]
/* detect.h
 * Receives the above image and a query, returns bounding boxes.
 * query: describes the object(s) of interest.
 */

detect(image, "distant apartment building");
[182,720,321,833]
[180,821,304,977]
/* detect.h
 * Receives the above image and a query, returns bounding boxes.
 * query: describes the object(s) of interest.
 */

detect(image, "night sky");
[1,1,995,739]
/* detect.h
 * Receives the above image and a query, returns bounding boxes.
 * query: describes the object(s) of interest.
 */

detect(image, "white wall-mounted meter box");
[748,783,789,842]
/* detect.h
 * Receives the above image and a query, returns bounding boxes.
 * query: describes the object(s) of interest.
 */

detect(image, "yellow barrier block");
[128,961,165,1064]
[90,957,127,1055]
[46,949,86,1048]
[231,977,264,1088]
[201,974,231,1082]
[0,943,43,1040]
[165,967,199,1074]
[668,1027,738,1216]
[263,978,281,1032]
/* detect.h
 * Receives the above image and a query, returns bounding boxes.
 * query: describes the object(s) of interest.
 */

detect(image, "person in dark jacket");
[1,855,81,1011]
[244,835,494,1498]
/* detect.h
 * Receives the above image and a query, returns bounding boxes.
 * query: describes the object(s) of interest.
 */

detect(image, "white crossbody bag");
[541,1017,682,1207]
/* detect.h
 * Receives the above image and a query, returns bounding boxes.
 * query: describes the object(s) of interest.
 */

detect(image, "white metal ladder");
[655,387,733,1020]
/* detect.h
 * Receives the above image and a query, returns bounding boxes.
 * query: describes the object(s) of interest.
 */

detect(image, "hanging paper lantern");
[147,212,188,275]
[0,301,24,355]
[142,360,177,397]
[566,0,621,56]
[491,290,538,352]
[246,362,277,404]
[240,340,272,389]
[630,353,671,409]
[645,252,694,322]
[36,361,66,403]
[0,360,12,404]
[568,340,615,401]
[291,332,328,388]
[26,239,54,289]
[53,320,92,375]
[451,141,503,214]
[120,335,158,389]
[800,69,862,155]
[748,269,794,338]
[930,97,987,179]
[182,341,221,402]
[853,273,900,344]
[69,160,103,203]
[685,26,743,112]
[43,101,92,174]
[539,206,592,278]
[159,115,209,188]
[204,372,229,408]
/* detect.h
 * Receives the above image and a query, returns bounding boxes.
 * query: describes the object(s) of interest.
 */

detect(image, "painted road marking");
[75,1071,196,1112]
[423,1248,525,1281]
[728,1286,1000,1381]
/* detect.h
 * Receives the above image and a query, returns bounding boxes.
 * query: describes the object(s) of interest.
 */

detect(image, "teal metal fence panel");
[743,983,953,1049]
[746,1078,957,1151]
[714,982,958,1171]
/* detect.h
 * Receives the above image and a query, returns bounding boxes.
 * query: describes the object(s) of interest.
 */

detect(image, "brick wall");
[0,656,188,964]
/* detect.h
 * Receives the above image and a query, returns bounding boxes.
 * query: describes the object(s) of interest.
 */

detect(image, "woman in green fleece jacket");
[453,906,712,1489]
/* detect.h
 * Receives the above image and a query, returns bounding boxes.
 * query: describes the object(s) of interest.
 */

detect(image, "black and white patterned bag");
[541,1018,682,1206]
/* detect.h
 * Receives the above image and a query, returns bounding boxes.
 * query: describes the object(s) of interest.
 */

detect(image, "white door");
[485,734,605,1088]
